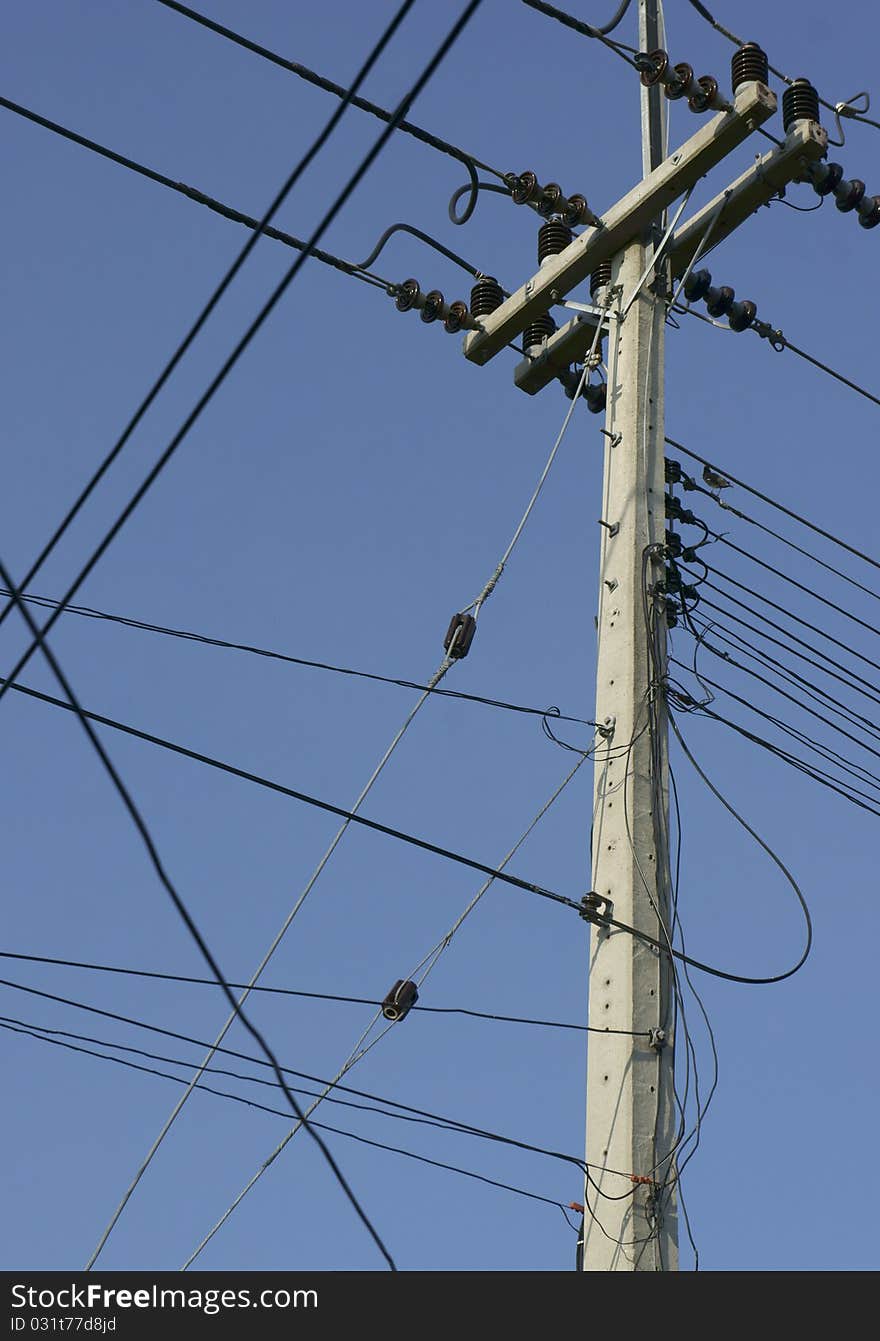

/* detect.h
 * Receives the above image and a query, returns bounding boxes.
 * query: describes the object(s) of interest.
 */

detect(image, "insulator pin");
[470,276,504,317]
[731,42,769,92]
[420,289,446,323]
[523,312,556,353]
[444,612,477,659]
[381,980,418,1022]
[511,170,540,205]
[538,221,573,263]
[782,78,820,132]
[590,262,613,301]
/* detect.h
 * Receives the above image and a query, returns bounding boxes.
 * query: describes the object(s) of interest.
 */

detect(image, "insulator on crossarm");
[705,284,735,318]
[688,75,723,114]
[523,312,556,354]
[470,276,504,317]
[808,161,844,196]
[664,62,698,102]
[728,299,757,332]
[857,195,880,229]
[639,48,669,87]
[511,170,541,206]
[731,42,769,93]
[420,289,447,323]
[782,78,820,132]
[834,177,866,213]
[538,221,573,264]
[683,268,712,303]
[395,278,421,312]
[444,300,480,334]
[590,261,613,304]
[562,194,594,228]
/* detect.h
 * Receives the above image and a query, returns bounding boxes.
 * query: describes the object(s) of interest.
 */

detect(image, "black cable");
[356,221,492,279]
[155,0,506,183]
[0,1,485,729]
[0,585,596,731]
[521,0,639,59]
[5,1,492,1276]
[684,0,880,135]
[595,0,634,35]
[1,548,396,1269]
[666,437,880,578]
[0,950,647,1035]
[686,581,880,714]
[666,457,880,608]
[668,684,880,821]
[0,976,631,1184]
[0,41,425,649]
[699,567,880,682]
[687,615,880,754]
[1,1020,571,1217]
[0,97,393,291]
[670,651,880,806]
[1,672,583,915]
[448,179,513,226]
[766,331,880,411]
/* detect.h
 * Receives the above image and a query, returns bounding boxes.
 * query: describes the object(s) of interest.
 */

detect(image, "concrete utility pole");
[581,0,676,1271]
[461,0,825,1270]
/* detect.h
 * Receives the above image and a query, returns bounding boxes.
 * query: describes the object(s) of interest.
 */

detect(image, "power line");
[0,97,394,290]
[684,0,880,138]
[666,436,880,577]
[0,586,596,731]
[521,0,639,61]
[0,949,644,1034]
[13,0,490,1276]
[0,0,483,722]
[2,673,583,909]
[155,0,508,184]
[0,1019,576,1218]
[0,978,617,1182]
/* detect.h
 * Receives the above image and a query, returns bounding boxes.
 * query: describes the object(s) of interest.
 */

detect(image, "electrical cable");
[521,0,640,60]
[595,0,635,35]
[0,586,596,731]
[0,97,394,291]
[664,450,880,602]
[684,0,880,140]
[1,546,399,1270]
[0,1019,578,1216]
[0,950,645,1035]
[155,0,508,184]
[0,0,485,726]
[16,0,488,1273]
[356,221,492,279]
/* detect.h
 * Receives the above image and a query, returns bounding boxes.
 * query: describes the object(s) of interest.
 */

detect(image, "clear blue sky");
[1,0,877,1272]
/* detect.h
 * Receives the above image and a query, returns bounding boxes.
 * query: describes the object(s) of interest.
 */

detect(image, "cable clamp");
[579,892,613,925]
[596,715,616,740]
[752,318,786,352]
[648,1027,666,1051]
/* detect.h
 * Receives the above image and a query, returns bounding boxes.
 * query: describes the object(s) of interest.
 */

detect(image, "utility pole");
[581,0,676,1271]
[459,2,826,1269]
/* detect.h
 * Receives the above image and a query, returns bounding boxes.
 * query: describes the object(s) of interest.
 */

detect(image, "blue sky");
[1,0,877,1272]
